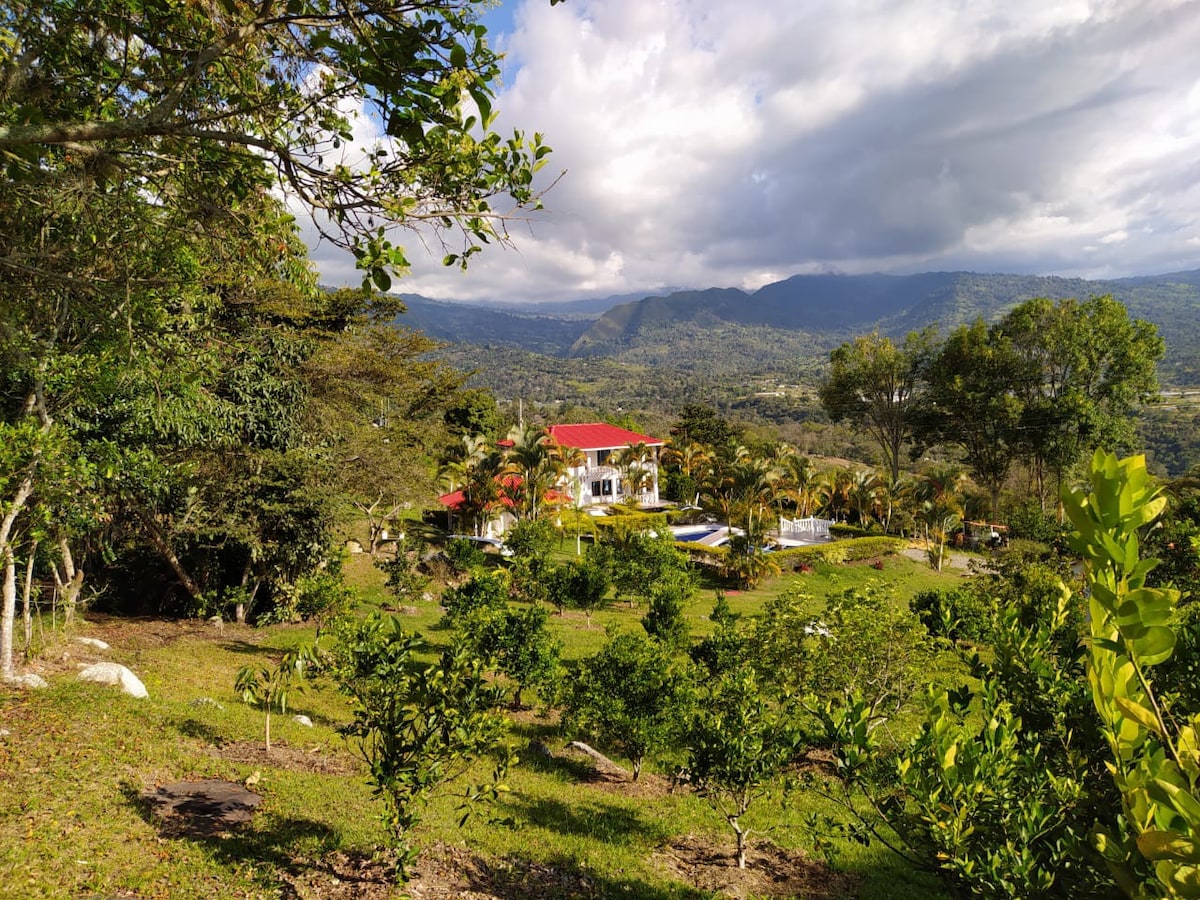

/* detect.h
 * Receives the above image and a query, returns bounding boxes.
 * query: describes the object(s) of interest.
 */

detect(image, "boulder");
[292,714,314,728]
[75,637,110,651]
[6,673,48,690]
[78,662,148,699]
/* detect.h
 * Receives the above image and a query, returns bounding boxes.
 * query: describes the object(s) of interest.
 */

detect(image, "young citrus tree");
[687,664,804,868]
[564,630,696,781]
[333,613,509,881]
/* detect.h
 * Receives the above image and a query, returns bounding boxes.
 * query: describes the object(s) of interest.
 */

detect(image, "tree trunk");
[22,541,36,653]
[236,559,252,624]
[55,537,83,629]
[135,506,205,603]
[732,818,747,869]
[632,757,643,782]
[0,472,34,680]
[1,550,16,680]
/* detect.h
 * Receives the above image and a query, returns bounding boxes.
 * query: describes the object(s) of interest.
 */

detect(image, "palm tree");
[502,424,564,521]
[849,468,883,529]
[450,442,505,536]
[615,441,655,505]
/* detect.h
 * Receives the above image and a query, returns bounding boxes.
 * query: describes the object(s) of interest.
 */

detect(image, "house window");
[591,480,601,497]
[596,448,614,466]
[592,479,613,497]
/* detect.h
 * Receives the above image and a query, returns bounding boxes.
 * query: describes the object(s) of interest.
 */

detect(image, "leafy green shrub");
[641,568,693,648]
[333,613,508,882]
[563,630,696,781]
[441,569,509,624]
[256,568,356,625]
[503,518,556,561]
[545,546,612,625]
[690,592,748,678]
[444,537,486,574]
[377,535,431,603]
[458,605,560,708]
[687,663,805,868]
[829,523,870,538]
[1005,499,1065,543]
[910,586,993,643]
[817,509,1116,897]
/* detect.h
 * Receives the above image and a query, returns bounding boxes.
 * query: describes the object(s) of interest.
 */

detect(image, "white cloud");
[309,0,1200,302]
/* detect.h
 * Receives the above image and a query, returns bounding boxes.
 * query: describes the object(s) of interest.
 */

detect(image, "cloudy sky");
[308,0,1200,303]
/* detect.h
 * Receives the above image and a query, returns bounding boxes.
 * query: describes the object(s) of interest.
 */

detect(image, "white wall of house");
[563,447,660,507]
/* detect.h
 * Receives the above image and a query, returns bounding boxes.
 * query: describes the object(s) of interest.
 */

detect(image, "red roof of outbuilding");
[547,423,663,451]
[438,475,572,510]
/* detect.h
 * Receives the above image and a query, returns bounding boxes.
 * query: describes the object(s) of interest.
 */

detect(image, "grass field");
[0,548,967,899]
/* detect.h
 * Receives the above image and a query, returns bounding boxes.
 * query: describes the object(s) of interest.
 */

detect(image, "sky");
[306,0,1200,304]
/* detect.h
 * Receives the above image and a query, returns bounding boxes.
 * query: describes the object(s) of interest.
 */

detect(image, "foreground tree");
[687,664,804,868]
[0,0,553,284]
[1065,452,1200,896]
[333,613,508,882]
[0,0,553,666]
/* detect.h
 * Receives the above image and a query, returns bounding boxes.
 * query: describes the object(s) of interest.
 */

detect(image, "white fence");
[778,516,832,540]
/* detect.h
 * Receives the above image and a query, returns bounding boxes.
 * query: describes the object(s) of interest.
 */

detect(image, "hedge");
[674,535,907,571]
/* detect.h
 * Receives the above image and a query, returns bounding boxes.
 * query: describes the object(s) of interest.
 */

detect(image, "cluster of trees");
[227,450,1200,893]
[0,0,554,676]
[820,297,1164,514]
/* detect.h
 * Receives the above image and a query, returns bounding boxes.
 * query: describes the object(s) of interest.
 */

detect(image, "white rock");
[75,637,110,651]
[207,615,224,629]
[292,714,314,728]
[6,673,48,690]
[78,662,148,699]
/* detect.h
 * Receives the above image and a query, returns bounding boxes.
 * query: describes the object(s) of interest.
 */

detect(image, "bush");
[563,630,696,781]
[459,605,560,708]
[444,537,486,574]
[377,535,431,603]
[257,568,355,625]
[441,569,510,623]
[910,586,993,644]
[545,547,612,624]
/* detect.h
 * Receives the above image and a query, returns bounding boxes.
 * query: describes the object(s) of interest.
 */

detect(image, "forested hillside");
[397,268,1200,385]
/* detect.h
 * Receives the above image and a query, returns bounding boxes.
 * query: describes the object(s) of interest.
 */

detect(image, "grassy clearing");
[0,549,963,899]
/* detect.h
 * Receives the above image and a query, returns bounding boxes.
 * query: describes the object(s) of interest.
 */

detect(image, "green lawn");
[0,548,963,899]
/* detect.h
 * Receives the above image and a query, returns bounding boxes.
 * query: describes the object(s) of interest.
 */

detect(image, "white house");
[437,424,665,538]
[547,423,665,508]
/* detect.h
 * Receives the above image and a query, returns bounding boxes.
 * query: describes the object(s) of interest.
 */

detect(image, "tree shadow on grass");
[219,639,278,658]
[504,795,669,846]
[515,743,600,783]
[459,851,709,900]
[172,716,226,743]
[122,779,374,897]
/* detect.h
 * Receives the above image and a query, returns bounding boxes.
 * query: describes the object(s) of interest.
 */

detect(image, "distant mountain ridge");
[568,270,1200,377]
[391,269,1200,381]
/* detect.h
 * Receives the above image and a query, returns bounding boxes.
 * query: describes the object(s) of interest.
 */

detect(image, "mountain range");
[395,269,1200,382]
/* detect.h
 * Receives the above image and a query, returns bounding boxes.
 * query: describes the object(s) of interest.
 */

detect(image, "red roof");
[439,475,572,510]
[547,423,663,451]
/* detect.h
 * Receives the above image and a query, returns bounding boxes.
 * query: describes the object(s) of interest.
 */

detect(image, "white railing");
[779,516,832,539]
